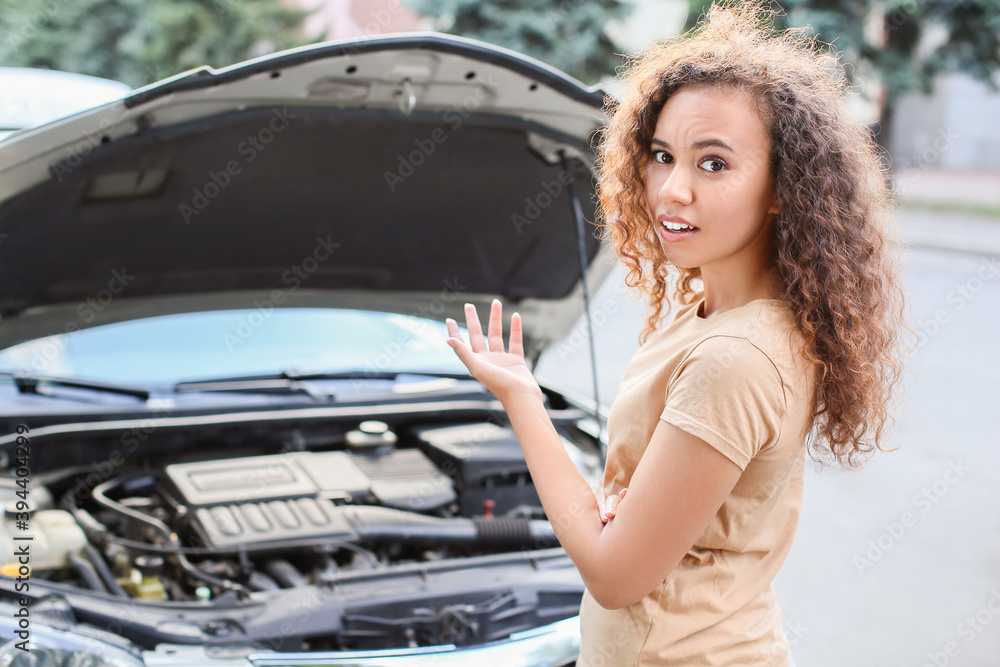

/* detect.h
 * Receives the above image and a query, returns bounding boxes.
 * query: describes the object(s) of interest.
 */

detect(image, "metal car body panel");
[0,33,616,364]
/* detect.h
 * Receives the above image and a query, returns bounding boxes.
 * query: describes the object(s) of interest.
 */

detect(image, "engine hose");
[66,550,107,594]
[60,489,235,594]
[91,476,250,598]
[81,543,128,598]
[59,494,111,547]
[472,517,559,550]
[344,506,558,550]
[470,517,530,549]
[265,559,309,589]
[247,571,281,592]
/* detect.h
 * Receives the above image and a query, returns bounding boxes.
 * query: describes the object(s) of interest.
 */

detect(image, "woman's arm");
[502,391,741,609]
[446,301,743,610]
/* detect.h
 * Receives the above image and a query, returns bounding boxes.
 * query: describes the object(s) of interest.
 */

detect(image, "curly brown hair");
[594,0,907,468]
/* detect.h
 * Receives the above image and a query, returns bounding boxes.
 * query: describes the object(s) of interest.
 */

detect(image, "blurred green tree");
[683,0,1000,153]
[403,0,631,85]
[0,0,314,88]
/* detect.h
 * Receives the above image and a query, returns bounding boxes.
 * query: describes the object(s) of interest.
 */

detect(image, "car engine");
[3,418,590,596]
[0,410,600,651]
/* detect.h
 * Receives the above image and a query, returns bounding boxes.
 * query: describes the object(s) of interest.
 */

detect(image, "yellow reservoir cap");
[0,562,28,577]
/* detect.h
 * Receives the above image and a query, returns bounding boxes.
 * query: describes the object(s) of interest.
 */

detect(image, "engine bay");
[0,413,599,650]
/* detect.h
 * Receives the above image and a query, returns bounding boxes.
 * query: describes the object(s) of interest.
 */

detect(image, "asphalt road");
[533,212,1000,667]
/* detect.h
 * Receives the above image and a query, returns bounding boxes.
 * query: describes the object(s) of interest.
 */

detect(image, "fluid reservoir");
[0,504,88,571]
[119,555,167,601]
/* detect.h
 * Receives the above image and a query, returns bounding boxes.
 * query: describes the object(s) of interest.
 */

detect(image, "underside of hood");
[0,33,615,358]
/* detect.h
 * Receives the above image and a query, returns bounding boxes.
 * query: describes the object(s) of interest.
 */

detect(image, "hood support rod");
[559,151,606,470]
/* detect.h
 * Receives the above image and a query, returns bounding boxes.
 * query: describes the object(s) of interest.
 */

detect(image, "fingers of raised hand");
[487,299,505,354]
[449,302,524,359]
[463,303,487,353]
[509,312,524,358]
[445,317,462,344]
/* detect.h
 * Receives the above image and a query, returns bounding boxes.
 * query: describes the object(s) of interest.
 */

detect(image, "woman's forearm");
[501,391,606,590]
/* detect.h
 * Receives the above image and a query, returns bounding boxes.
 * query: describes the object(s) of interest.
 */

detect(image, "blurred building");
[891,71,1000,170]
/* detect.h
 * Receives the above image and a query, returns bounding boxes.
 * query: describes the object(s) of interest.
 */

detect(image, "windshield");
[0,308,468,385]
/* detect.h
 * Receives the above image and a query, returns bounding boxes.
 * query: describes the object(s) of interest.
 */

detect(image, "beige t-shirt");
[577,293,816,667]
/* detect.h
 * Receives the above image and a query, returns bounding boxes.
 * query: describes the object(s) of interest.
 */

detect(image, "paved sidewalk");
[896,210,1000,256]
[892,168,1000,256]
[893,167,1000,209]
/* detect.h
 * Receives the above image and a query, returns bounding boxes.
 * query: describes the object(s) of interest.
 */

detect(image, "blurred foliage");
[684,0,1000,106]
[403,0,631,85]
[0,0,315,88]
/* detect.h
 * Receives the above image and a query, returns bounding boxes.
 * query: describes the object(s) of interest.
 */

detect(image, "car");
[0,32,617,665]
[0,67,131,141]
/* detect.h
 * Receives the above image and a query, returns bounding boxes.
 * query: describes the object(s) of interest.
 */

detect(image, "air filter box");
[412,422,541,517]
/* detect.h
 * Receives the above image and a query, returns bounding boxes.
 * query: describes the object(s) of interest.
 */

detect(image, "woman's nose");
[657,165,693,206]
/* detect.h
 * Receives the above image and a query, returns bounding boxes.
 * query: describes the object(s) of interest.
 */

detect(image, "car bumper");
[139,616,581,667]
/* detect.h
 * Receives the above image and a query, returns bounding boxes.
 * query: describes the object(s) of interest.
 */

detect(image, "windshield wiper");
[173,369,472,400]
[0,371,150,401]
[173,376,330,401]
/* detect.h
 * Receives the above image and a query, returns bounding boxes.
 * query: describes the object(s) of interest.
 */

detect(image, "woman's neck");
[698,264,781,318]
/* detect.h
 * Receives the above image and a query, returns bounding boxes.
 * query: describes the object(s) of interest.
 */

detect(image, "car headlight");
[0,611,144,667]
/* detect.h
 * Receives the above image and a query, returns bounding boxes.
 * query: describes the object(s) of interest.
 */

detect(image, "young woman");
[445,2,906,664]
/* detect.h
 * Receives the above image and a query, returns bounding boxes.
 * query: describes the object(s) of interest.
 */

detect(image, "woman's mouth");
[659,218,699,241]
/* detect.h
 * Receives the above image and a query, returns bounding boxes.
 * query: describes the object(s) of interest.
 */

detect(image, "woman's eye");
[699,157,727,173]
[651,150,672,164]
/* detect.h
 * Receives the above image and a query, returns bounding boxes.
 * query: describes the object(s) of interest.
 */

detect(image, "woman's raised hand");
[445,300,545,405]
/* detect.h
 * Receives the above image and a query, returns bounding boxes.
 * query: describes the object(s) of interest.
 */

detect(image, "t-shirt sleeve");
[659,336,786,471]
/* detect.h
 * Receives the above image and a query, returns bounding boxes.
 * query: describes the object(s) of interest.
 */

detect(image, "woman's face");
[644,84,780,275]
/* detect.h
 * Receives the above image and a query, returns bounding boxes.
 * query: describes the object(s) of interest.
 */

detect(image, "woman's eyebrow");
[650,137,735,153]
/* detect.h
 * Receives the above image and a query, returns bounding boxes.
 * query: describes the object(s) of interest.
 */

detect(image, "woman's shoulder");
[676,292,792,339]
[741,299,815,396]
[677,293,811,387]
[653,293,810,377]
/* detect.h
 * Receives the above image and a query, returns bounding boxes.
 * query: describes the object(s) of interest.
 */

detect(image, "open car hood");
[0,33,615,363]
